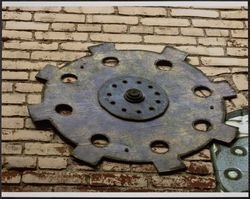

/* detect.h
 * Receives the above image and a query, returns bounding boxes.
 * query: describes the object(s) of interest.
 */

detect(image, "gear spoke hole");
[55,104,73,116]
[148,85,153,89]
[155,100,161,104]
[194,86,212,98]
[61,74,78,83]
[122,108,127,112]
[110,101,116,105]
[155,60,173,71]
[107,93,112,96]
[149,107,155,111]
[155,92,160,96]
[193,120,212,132]
[151,141,169,154]
[136,81,142,84]
[112,84,117,88]
[125,148,129,152]
[102,57,119,67]
[136,110,142,114]
[122,80,128,84]
[91,134,109,148]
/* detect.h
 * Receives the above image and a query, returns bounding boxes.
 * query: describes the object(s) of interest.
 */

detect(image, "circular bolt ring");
[124,88,145,103]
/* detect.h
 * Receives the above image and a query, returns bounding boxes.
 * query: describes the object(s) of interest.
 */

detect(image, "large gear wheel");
[28,43,237,173]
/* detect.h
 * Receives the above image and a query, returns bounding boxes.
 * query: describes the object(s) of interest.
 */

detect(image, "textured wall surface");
[1,6,248,192]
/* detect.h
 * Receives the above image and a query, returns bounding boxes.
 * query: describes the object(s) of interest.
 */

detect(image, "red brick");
[90,173,147,187]
[101,161,130,172]
[2,170,21,184]
[22,171,88,184]
[152,175,216,189]
[184,161,213,175]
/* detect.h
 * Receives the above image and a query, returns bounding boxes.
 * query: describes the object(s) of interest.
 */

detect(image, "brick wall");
[1,6,248,192]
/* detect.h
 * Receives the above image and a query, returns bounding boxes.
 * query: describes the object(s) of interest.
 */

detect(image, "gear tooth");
[213,125,238,144]
[36,64,58,82]
[88,43,116,53]
[153,156,186,173]
[73,145,103,165]
[215,81,237,99]
[162,46,188,61]
[28,104,51,122]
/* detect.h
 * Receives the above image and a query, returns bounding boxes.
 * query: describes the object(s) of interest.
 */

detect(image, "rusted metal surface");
[28,43,237,173]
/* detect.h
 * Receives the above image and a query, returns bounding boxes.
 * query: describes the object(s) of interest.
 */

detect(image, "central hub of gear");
[124,88,145,103]
[98,75,169,121]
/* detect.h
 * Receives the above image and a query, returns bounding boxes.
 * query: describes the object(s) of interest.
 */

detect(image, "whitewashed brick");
[6,21,49,30]
[2,30,32,40]
[87,15,138,25]
[63,7,114,14]
[38,157,67,169]
[90,33,142,43]
[4,41,58,50]
[141,18,190,26]
[51,23,75,31]
[3,50,30,59]
[31,51,86,61]
[2,105,29,116]
[192,19,244,29]
[144,36,196,45]
[34,13,85,23]
[77,24,101,32]
[171,9,219,18]
[35,32,88,41]
[231,30,248,38]
[2,71,29,80]
[2,11,32,21]
[103,25,128,33]
[198,37,226,46]
[176,46,224,56]
[205,29,229,37]
[181,28,204,36]
[227,48,248,56]
[155,27,179,35]
[221,10,248,19]
[201,57,248,67]
[118,7,166,16]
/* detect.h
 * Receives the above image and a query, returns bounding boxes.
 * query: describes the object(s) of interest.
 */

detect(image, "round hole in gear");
[230,146,247,156]
[151,141,169,154]
[224,168,242,180]
[193,120,212,132]
[102,57,119,67]
[55,104,73,116]
[193,86,212,98]
[91,134,109,148]
[155,60,173,71]
[61,74,78,83]
[149,107,155,111]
